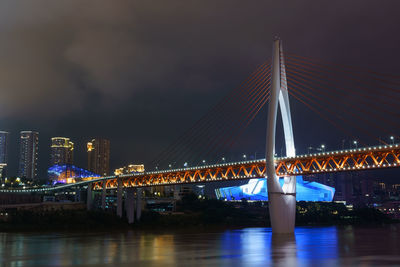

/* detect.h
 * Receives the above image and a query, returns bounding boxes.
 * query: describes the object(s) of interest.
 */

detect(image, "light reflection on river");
[1,225,400,266]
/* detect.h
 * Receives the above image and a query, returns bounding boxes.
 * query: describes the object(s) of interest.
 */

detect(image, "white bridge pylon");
[266,38,297,234]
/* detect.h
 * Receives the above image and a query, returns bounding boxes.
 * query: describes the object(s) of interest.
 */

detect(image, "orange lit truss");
[93,144,400,190]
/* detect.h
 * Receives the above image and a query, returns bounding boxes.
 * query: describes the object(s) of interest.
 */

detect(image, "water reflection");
[1,225,400,266]
[139,234,176,264]
[270,232,297,266]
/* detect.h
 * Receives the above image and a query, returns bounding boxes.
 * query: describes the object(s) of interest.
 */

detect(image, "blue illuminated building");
[215,176,335,201]
[48,164,100,184]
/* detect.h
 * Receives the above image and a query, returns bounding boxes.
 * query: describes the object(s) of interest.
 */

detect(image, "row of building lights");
[281,144,399,160]
[307,136,397,153]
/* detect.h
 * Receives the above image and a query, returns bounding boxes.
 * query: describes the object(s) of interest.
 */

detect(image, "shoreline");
[1,199,397,233]
[0,209,397,233]
[2,222,399,234]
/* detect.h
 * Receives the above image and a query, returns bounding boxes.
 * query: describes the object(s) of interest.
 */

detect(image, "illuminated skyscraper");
[18,131,39,180]
[50,137,74,166]
[87,138,110,176]
[0,131,9,180]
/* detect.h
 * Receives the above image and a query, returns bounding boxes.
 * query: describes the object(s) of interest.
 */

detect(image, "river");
[1,225,400,266]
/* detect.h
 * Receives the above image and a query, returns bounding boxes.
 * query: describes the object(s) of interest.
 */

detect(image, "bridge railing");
[1,144,399,192]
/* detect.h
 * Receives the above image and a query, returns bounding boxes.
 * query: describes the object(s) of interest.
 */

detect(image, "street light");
[321,144,325,152]
[243,154,247,159]
[353,140,358,148]
[222,157,225,162]
[202,160,206,165]
[390,136,395,144]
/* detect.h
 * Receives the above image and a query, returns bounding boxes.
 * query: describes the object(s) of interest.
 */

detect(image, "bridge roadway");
[1,144,399,193]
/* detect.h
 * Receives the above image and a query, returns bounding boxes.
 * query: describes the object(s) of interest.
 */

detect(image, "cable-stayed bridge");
[2,143,399,193]
[95,143,400,189]
[2,38,400,233]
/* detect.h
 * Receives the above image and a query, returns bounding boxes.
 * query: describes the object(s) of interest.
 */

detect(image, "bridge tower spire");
[266,38,296,234]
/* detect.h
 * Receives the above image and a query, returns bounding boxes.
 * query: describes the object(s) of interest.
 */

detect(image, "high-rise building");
[50,137,74,166]
[87,138,110,176]
[0,131,9,179]
[18,131,39,180]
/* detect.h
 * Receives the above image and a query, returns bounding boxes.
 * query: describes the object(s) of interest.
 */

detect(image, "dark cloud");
[0,0,399,176]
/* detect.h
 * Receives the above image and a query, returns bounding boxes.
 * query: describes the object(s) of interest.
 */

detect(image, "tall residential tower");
[50,137,74,166]
[18,131,39,180]
[87,138,110,176]
[0,131,9,180]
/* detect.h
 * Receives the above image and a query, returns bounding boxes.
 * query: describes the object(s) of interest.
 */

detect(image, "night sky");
[1,1,400,179]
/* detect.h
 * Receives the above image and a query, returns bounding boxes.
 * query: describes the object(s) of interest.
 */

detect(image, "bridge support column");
[117,178,123,218]
[136,188,142,221]
[86,183,93,211]
[101,181,107,210]
[125,188,135,224]
[75,188,81,202]
[266,38,296,234]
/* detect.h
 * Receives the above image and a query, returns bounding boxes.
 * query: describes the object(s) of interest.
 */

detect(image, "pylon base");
[268,193,296,234]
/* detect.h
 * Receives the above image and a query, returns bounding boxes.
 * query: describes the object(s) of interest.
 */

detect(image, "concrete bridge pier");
[101,181,107,210]
[117,178,123,218]
[86,183,92,211]
[136,188,142,221]
[125,188,135,224]
[74,187,81,202]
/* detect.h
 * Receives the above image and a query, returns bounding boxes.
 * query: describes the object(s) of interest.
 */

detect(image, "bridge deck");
[1,144,399,193]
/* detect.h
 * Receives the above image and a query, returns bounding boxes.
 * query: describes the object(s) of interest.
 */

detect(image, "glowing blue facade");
[48,164,100,184]
[215,176,335,202]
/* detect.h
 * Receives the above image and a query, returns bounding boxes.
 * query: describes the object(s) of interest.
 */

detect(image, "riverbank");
[0,198,397,232]
[137,199,396,229]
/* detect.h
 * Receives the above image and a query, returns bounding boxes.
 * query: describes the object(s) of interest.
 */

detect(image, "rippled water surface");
[1,225,400,266]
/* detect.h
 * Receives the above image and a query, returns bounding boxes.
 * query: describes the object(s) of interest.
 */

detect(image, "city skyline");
[1,132,113,179]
